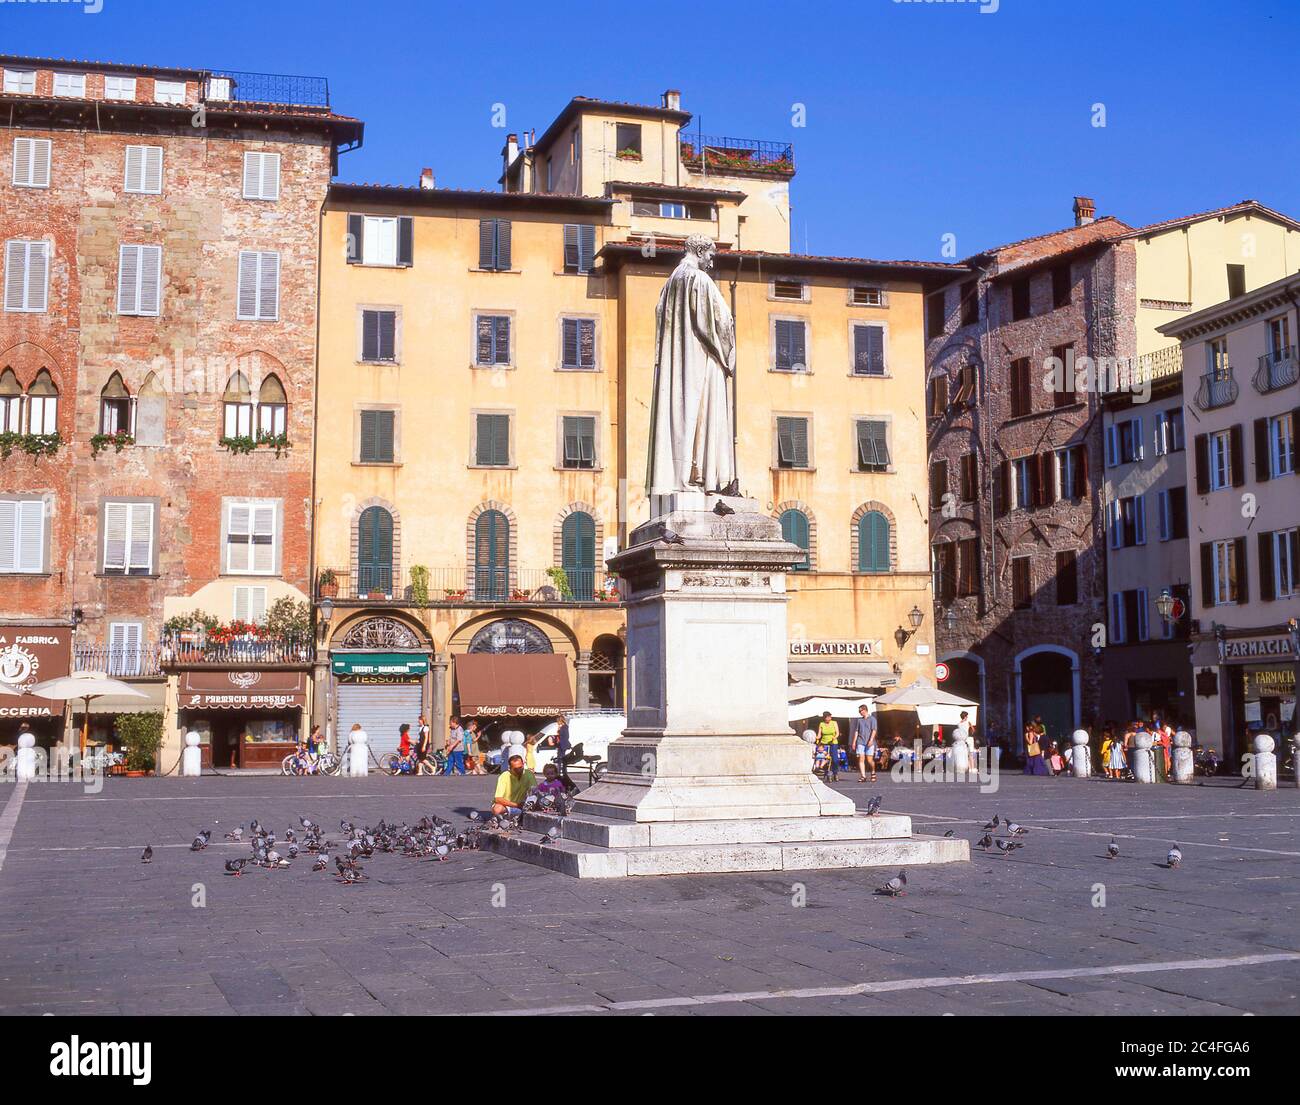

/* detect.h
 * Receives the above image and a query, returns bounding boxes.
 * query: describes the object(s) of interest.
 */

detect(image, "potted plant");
[90,430,133,457]
[509,588,531,602]
[317,568,339,598]
[545,566,574,600]
[116,711,163,776]
[443,588,467,602]
[409,565,430,605]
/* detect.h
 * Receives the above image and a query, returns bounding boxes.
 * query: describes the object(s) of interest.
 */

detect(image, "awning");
[454,653,574,718]
[788,661,893,690]
[332,652,428,677]
[84,684,166,714]
[179,671,308,710]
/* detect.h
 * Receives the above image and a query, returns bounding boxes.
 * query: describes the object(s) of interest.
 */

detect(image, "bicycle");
[380,748,447,777]
[281,747,341,777]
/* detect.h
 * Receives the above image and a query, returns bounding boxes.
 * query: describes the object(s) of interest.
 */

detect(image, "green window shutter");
[579,224,595,272]
[362,310,379,361]
[562,416,595,467]
[347,213,363,264]
[357,507,393,593]
[397,216,414,266]
[857,420,890,470]
[477,414,510,466]
[360,410,394,463]
[563,225,579,271]
[562,511,596,599]
[495,220,512,270]
[775,320,806,370]
[475,509,509,599]
[495,316,510,364]
[854,324,884,375]
[780,509,810,570]
[562,319,579,368]
[859,511,890,573]
[478,220,495,269]
[476,316,494,365]
[777,417,808,467]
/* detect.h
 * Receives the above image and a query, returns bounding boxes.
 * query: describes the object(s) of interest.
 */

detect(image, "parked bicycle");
[380,748,446,777]
[281,749,342,777]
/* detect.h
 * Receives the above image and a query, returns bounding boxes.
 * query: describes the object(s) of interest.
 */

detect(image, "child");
[398,723,412,760]
[533,762,566,799]
[1099,733,1114,779]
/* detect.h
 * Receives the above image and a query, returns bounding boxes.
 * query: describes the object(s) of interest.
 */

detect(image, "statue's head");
[683,234,717,270]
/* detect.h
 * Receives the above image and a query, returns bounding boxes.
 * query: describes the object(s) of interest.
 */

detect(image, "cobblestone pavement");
[1,771,1297,1016]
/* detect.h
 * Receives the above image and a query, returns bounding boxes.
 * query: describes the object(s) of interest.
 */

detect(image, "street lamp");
[1155,588,1175,623]
[895,605,926,650]
[943,607,958,633]
[316,596,334,646]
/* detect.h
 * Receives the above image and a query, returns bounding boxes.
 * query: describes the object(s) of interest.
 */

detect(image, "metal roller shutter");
[336,682,424,760]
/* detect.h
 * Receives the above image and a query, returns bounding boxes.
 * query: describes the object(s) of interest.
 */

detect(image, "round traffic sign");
[935,662,950,682]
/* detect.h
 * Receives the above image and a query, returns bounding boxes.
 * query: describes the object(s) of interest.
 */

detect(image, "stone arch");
[446,608,578,657]
[351,497,402,598]
[0,341,63,390]
[466,500,518,593]
[850,500,897,573]
[331,610,431,651]
[773,499,817,571]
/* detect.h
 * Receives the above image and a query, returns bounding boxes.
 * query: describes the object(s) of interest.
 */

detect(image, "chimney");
[419,167,435,190]
[1073,196,1096,227]
[661,89,681,111]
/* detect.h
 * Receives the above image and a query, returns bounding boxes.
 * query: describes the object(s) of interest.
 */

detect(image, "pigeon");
[977,833,993,850]
[712,500,735,517]
[540,825,561,846]
[190,830,211,852]
[661,530,686,545]
[995,838,1023,855]
[1107,838,1120,860]
[982,815,1000,831]
[224,858,247,877]
[312,855,328,872]
[285,829,297,844]
[1007,822,1028,837]
[141,845,153,864]
[864,795,883,817]
[877,870,907,897]
[224,826,243,842]
[1167,843,1182,869]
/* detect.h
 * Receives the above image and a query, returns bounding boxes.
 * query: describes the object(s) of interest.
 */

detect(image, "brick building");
[0,56,361,763]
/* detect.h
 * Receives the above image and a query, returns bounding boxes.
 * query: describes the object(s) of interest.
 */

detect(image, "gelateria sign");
[789,640,883,656]
[0,626,71,718]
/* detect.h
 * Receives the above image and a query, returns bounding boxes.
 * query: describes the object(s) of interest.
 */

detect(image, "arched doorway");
[357,506,394,596]
[330,615,430,758]
[1018,648,1078,750]
[590,633,625,709]
[942,654,983,720]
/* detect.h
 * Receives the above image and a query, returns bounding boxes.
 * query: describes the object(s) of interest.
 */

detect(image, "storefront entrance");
[331,651,429,758]
[177,669,308,768]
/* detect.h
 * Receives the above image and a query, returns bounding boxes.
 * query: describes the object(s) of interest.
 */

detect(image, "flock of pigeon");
[140,792,578,886]
[873,812,1185,899]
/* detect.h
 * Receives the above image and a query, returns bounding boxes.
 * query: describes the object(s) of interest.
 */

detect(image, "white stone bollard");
[1171,731,1194,784]
[1071,729,1091,778]
[15,731,37,782]
[347,729,369,777]
[1133,732,1155,784]
[1254,734,1277,791]
[181,731,202,777]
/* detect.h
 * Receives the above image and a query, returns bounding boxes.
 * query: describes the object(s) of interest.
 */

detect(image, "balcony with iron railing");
[161,632,315,667]
[1255,346,1299,394]
[200,68,330,109]
[1195,366,1239,411]
[679,134,794,175]
[73,643,164,679]
[1109,342,1184,393]
[317,566,623,606]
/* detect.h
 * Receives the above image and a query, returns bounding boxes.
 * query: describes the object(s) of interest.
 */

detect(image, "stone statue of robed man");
[646,235,739,497]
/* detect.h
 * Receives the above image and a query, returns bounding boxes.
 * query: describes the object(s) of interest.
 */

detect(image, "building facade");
[1159,272,1300,764]
[0,55,361,766]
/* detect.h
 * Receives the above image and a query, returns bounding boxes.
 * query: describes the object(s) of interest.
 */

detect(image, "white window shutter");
[261,154,280,200]
[252,504,275,573]
[227,504,251,572]
[234,586,250,622]
[138,246,161,315]
[0,502,17,572]
[257,252,279,320]
[237,252,259,319]
[104,502,129,570]
[13,138,31,185]
[128,504,153,571]
[18,500,42,572]
[32,140,50,187]
[124,145,143,192]
[118,245,139,314]
[242,153,260,199]
[4,241,26,311]
[23,242,48,312]
[143,146,163,194]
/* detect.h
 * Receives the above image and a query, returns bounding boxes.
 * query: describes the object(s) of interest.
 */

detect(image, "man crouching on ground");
[491,754,536,816]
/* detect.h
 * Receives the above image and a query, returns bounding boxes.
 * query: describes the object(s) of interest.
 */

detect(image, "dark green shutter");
[362,311,379,361]
[1234,535,1249,603]
[859,511,889,573]
[562,511,596,599]
[854,325,884,375]
[479,220,495,269]
[563,225,579,271]
[1259,532,1276,602]
[477,413,509,466]
[357,506,393,594]
[775,320,806,370]
[780,510,810,570]
[397,216,414,266]
[475,509,509,599]
[360,410,394,463]
[777,417,808,467]
[347,213,363,264]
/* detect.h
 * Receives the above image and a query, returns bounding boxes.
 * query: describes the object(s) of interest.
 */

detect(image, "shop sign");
[180,671,308,710]
[0,626,72,718]
[1220,636,1296,661]
[332,652,429,677]
[788,640,882,657]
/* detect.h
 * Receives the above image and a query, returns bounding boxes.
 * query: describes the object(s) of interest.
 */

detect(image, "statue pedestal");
[487,499,968,877]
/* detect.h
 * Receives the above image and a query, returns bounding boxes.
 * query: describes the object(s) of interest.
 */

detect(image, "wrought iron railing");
[680,134,794,173]
[73,643,163,678]
[316,566,622,605]
[202,69,330,109]
[1110,342,1184,392]
[1195,367,1238,410]
[160,633,315,666]
[1255,347,1298,394]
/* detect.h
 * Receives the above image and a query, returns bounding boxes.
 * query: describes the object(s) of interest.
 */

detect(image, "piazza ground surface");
[1,770,1298,1016]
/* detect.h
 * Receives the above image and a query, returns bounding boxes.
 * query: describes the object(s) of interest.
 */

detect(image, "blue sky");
[5,0,1299,261]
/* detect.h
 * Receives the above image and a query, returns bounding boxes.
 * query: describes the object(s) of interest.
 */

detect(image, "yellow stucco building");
[311,92,961,754]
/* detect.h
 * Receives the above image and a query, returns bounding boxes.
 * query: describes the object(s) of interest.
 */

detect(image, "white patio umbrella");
[27,672,149,757]
[873,679,977,728]
[788,684,875,723]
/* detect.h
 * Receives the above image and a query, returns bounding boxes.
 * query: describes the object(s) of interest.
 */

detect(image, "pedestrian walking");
[852,703,878,782]
[817,711,841,782]
[415,714,434,774]
[1022,723,1049,775]
[445,716,466,775]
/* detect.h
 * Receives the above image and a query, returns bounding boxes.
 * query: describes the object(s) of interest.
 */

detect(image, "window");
[852,286,885,307]
[776,416,810,469]
[657,201,686,219]
[236,250,279,320]
[1055,550,1078,605]
[99,374,133,435]
[1051,263,1071,309]
[1202,538,1246,607]
[52,72,85,97]
[953,362,977,406]
[851,323,886,376]
[224,501,277,575]
[107,622,144,676]
[104,75,137,101]
[361,309,397,363]
[1155,408,1185,455]
[1209,428,1235,490]
[858,511,890,573]
[475,314,511,367]
[925,292,945,341]
[1012,556,1032,609]
[930,459,948,509]
[256,375,286,438]
[1051,344,1074,408]
[561,318,596,370]
[1262,528,1300,600]
[563,224,596,274]
[1108,494,1146,549]
[929,373,949,415]
[0,498,44,573]
[12,137,51,188]
[240,151,280,200]
[773,318,808,372]
[773,280,805,301]
[116,244,162,316]
[614,123,642,157]
[222,373,253,437]
[1268,314,1291,359]
[1111,589,1149,642]
[1226,263,1246,299]
[26,370,58,435]
[933,542,956,602]
[359,409,395,463]
[779,510,811,571]
[4,240,50,312]
[102,501,153,575]
[1010,277,1031,321]
[123,145,163,194]
[0,370,20,433]
[959,281,979,327]
[560,415,596,469]
[1266,413,1295,478]
[154,79,185,105]
[232,586,268,625]
[478,219,512,271]
[474,509,509,600]
[1011,455,1045,510]
[960,453,979,502]
[1105,417,1144,466]
[1207,337,1230,377]
[855,419,890,472]
[1157,486,1188,541]
[1055,444,1087,500]
[3,70,35,95]
[357,506,393,595]
[561,512,597,599]
[957,537,980,597]
[475,412,511,467]
[1010,357,1032,417]
[346,213,413,267]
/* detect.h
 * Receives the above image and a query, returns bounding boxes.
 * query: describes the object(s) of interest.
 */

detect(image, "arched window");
[26,370,58,436]
[0,370,22,433]
[474,509,509,601]
[356,506,394,595]
[222,372,253,438]
[561,510,596,600]
[857,510,891,573]
[100,373,132,435]
[779,509,811,571]
[257,374,287,438]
